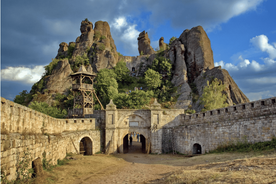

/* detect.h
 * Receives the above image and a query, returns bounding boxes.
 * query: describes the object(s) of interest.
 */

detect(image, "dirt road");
[39,142,276,184]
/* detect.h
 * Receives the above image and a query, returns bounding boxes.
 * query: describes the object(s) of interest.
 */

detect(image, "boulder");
[137,31,155,55]
[179,26,214,83]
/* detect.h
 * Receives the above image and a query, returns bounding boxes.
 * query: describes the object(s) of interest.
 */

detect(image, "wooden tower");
[70,65,103,118]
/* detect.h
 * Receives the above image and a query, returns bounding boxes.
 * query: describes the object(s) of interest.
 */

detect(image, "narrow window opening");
[210,111,213,115]
[66,120,68,124]
[272,99,276,104]
[196,114,198,118]
[242,105,245,109]
[203,113,205,117]
[189,116,191,119]
[251,103,254,108]
[225,108,228,113]
[217,110,220,114]
[82,120,84,123]
[234,107,237,111]
[261,101,265,106]
[90,120,92,123]
[74,120,77,123]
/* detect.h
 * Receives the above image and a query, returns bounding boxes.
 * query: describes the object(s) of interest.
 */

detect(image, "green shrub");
[29,101,67,118]
[209,137,276,153]
[44,58,60,76]
[67,43,75,59]
[98,43,105,51]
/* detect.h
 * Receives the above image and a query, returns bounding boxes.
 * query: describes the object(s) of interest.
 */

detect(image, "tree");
[144,69,162,90]
[200,78,228,112]
[29,101,67,118]
[113,90,154,109]
[95,69,118,108]
[169,36,177,47]
[14,90,33,106]
[113,60,130,83]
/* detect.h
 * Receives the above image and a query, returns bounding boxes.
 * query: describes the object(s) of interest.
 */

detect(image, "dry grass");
[158,154,276,184]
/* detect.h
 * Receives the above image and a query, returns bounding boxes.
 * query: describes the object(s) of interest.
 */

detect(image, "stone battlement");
[182,97,276,126]
[0,97,104,135]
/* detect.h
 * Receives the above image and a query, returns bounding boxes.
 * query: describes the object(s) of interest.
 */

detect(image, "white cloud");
[112,17,127,30]
[1,65,45,84]
[138,0,264,31]
[246,90,276,101]
[110,16,140,56]
[214,60,238,71]
[238,56,250,68]
[246,77,276,84]
[250,34,276,59]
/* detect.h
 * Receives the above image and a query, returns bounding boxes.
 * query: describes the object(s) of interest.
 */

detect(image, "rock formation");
[194,66,249,111]
[91,21,118,72]
[137,31,155,55]
[29,19,249,112]
[159,37,167,51]
[72,20,94,57]
[56,42,68,59]
[179,26,214,83]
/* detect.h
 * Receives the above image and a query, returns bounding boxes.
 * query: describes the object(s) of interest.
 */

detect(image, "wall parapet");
[0,97,103,135]
[182,97,276,126]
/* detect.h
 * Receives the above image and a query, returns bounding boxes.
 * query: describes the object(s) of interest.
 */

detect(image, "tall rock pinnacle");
[137,31,155,55]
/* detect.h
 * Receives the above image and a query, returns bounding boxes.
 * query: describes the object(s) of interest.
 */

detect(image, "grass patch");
[209,137,276,154]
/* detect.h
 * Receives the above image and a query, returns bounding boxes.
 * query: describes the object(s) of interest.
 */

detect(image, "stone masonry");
[1,96,276,181]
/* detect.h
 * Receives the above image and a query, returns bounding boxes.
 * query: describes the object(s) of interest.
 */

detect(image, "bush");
[14,90,33,106]
[67,42,75,59]
[29,101,67,118]
[44,58,60,76]
[209,137,276,153]
[98,43,105,51]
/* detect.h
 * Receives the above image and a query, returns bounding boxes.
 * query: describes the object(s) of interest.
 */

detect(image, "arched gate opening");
[123,132,146,154]
[193,143,202,154]
[80,137,93,155]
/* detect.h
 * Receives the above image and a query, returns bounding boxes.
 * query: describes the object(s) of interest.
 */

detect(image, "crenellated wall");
[1,96,276,181]
[162,97,276,154]
[0,97,105,181]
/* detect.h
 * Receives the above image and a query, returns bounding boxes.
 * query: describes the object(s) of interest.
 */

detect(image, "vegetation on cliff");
[200,78,228,112]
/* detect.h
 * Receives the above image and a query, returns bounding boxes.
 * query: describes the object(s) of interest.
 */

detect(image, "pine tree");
[200,78,228,112]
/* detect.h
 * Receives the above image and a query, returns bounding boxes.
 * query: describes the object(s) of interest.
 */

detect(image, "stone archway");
[80,137,93,155]
[193,143,202,154]
[122,132,146,154]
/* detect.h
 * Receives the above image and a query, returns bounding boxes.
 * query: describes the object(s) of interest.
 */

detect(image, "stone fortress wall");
[162,97,276,154]
[1,96,276,180]
[0,97,105,181]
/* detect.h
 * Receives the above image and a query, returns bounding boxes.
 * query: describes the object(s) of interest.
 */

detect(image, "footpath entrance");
[123,132,146,154]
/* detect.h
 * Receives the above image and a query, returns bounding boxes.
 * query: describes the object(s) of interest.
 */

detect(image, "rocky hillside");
[29,19,249,112]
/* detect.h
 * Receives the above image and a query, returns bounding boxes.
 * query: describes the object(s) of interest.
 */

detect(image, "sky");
[1,0,276,102]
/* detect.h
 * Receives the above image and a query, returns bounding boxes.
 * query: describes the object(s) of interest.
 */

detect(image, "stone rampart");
[0,97,105,181]
[162,97,276,154]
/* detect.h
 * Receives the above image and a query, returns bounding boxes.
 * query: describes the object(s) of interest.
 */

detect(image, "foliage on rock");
[200,78,228,112]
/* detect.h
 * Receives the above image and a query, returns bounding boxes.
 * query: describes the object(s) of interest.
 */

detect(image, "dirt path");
[39,145,276,184]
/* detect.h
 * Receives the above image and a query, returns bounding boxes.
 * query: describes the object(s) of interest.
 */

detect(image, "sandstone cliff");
[30,19,249,112]
[91,21,118,72]
[179,26,214,83]
[137,31,155,55]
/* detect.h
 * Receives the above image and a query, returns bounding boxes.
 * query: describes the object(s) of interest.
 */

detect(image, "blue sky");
[1,0,276,101]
